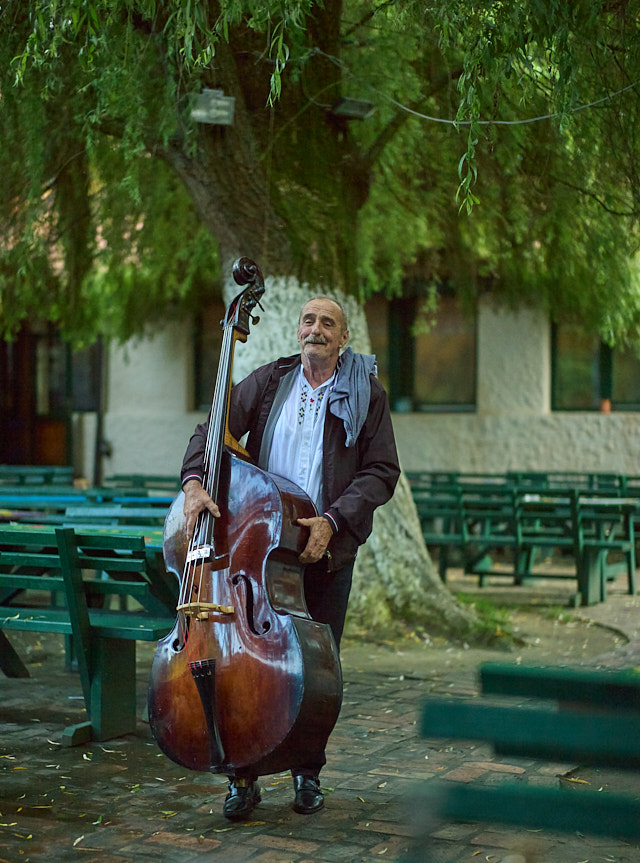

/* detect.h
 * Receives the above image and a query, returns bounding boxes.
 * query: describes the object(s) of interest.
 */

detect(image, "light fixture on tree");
[330,98,377,120]
[191,89,236,126]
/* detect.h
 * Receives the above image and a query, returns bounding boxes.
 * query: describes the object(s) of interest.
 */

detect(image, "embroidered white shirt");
[267,365,335,511]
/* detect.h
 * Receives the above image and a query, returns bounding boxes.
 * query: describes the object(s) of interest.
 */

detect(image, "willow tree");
[4,2,640,336]
[2,1,640,635]
[356,1,640,344]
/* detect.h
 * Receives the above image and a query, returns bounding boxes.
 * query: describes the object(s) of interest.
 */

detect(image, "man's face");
[297,299,349,367]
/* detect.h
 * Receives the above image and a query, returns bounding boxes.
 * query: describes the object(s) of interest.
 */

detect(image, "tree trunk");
[223,272,477,639]
[160,7,477,640]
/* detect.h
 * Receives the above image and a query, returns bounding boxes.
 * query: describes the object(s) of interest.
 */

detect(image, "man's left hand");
[297,516,333,564]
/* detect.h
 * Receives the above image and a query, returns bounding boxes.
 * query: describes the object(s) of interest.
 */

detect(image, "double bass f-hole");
[231,572,271,636]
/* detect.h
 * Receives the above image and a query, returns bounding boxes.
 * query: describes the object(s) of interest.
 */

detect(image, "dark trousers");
[303,558,354,650]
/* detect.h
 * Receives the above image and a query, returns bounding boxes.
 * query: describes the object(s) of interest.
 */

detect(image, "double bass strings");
[178,313,235,645]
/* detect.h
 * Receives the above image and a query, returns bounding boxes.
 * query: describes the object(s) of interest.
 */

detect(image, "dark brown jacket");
[181,354,400,570]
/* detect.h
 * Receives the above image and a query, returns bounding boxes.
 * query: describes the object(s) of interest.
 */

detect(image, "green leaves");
[456,135,479,215]
[2,0,640,348]
[268,19,290,106]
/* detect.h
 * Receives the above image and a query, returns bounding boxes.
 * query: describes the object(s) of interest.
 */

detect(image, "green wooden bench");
[406,471,460,492]
[454,485,579,586]
[511,487,579,587]
[412,485,467,580]
[0,494,76,527]
[0,465,75,486]
[412,483,545,585]
[0,493,84,509]
[408,471,631,493]
[459,484,520,578]
[417,662,640,843]
[514,489,636,604]
[63,503,169,526]
[508,470,625,491]
[575,492,637,603]
[426,483,531,584]
[1,486,173,522]
[0,527,175,745]
[408,474,638,604]
[0,484,172,502]
[416,485,636,605]
[0,485,91,498]
[1,498,172,531]
[413,482,518,581]
[104,473,182,491]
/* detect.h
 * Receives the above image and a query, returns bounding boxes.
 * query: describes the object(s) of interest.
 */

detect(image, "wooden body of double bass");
[148,449,343,775]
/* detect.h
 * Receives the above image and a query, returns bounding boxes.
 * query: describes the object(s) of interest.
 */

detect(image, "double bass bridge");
[177,601,235,621]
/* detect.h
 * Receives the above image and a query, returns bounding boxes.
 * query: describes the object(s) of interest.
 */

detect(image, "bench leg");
[578,549,604,605]
[90,638,137,740]
[437,547,448,582]
[514,545,537,584]
[56,528,140,745]
[0,632,30,678]
[60,638,138,746]
[626,532,636,595]
[62,721,93,747]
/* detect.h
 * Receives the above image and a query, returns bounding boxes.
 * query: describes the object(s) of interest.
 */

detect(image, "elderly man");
[180,296,400,820]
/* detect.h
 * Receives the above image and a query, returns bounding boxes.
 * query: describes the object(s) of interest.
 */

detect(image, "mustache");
[303,335,328,345]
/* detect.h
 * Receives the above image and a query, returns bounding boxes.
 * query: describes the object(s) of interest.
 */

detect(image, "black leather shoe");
[223,778,261,820]
[293,775,324,814]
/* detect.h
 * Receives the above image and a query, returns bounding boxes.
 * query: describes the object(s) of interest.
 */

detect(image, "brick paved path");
[1,578,639,863]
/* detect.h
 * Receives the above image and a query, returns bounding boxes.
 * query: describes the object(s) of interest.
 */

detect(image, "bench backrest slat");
[0,527,168,610]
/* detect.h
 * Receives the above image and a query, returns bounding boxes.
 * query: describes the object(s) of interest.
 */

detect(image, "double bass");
[148,257,343,777]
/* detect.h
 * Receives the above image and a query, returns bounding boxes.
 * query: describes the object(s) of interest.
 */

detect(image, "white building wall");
[393,301,640,474]
[97,303,640,483]
[101,322,206,479]
[477,301,550,415]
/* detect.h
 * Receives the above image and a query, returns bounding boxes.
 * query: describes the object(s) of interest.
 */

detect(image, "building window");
[612,346,640,408]
[365,289,477,413]
[552,324,640,411]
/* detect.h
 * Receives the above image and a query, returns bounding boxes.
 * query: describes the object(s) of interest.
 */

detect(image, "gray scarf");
[327,347,376,447]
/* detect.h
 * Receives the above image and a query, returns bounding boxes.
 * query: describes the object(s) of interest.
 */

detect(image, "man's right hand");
[183,479,220,538]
